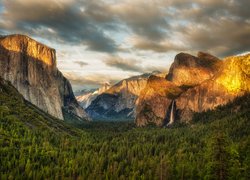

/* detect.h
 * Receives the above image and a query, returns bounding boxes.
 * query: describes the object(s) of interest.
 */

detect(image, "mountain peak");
[136,52,250,126]
[0,34,54,50]
[172,52,221,69]
[0,34,88,121]
[0,34,56,67]
[166,52,221,86]
[172,52,197,67]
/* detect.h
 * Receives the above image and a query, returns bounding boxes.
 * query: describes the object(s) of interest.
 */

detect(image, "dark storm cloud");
[177,19,250,56]
[64,72,121,86]
[104,55,167,73]
[0,0,118,52]
[114,0,250,56]
[172,0,250,57]
[112,1,169,41]
[104,56,143,72]
[0,0,249,56]
[167,0,250,56]
[131,37,186,53]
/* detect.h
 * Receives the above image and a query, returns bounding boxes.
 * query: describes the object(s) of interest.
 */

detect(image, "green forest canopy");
[0,78,249,179]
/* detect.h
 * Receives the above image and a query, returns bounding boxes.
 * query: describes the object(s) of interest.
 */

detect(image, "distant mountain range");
[76,51,250,125]
[0,34,249,127]
[76,72,165,121]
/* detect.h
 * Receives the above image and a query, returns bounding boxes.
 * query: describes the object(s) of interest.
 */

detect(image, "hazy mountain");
[76,83,111,108]
[86,72,164,121]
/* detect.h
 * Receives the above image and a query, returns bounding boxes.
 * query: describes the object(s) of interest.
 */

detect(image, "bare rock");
[166,52,221,86]
[176,53,250,122]
[135,52,249,126]
[135,75,182,126]
[86,73,155,120]
[0,34,89,120]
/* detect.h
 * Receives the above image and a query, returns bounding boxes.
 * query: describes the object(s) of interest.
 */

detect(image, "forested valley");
[0,79,249,179]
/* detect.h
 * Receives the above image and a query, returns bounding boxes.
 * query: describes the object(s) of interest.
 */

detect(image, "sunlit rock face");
[136,76,182,126]
[0,34,88,120]
[136,52,250,126]
[177,53,250,122]
[166,52,221,86]
[136,52,220,126]
[86,73,157,120]
[217,54,250,93]
[0,34,56,68]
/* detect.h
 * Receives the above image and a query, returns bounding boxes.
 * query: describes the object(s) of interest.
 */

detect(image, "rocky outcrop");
[135,52,250,126]
[0,34,89,120]
[136,75,182,126]
[176,53,250,122]
[76,83,111,109]
[86,73,161,120]
[166,52,221,86]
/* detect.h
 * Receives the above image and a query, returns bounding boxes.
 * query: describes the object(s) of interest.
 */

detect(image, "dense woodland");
[0,79,249,179]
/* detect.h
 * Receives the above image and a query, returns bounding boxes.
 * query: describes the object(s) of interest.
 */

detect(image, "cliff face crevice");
[135,52,250,126]
[0,34,88,120]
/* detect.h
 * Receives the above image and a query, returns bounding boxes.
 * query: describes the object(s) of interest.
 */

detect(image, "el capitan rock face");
[135,52,250,126]
[0,34,88,120]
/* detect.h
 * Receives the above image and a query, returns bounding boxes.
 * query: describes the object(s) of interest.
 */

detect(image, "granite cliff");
[176,53,250,122]
[166,52,221,86]
[0,34,89,120]
[136,52,250,126]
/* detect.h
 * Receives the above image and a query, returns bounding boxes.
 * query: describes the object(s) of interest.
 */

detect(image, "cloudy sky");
[0,0,249,90]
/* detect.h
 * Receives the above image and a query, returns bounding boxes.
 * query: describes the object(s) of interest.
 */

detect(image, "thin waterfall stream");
[167,100,175,126]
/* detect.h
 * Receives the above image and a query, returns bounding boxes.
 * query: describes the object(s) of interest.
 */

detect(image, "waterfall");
[167,101,175,126]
